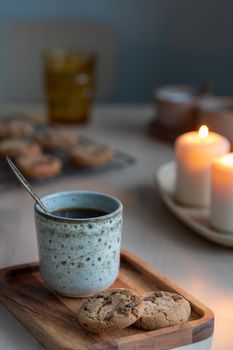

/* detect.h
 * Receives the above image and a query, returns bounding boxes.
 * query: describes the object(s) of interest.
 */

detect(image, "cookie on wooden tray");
[36,127,77,150]
[69,144,113,168]
[135,291,191,331]
[0,120,33,139]
[77,288,144,334]
[16,154,62,180]
[0,139,41,158]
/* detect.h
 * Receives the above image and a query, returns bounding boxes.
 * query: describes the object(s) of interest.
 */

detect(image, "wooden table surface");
[0,104,232,350]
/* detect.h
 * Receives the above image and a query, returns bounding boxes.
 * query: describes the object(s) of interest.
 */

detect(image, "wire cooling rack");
[0,112,136,191]
[0,137,136,191]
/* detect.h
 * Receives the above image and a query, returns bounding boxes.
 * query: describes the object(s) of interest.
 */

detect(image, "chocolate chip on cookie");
[77,288,144,333]
[69,144,113,168]
[135,291,191,331]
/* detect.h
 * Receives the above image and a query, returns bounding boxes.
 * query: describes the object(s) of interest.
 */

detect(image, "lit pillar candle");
[210,153,233,232]
[175,126,230,206]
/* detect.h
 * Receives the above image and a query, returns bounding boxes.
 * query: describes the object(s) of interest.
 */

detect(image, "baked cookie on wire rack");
[0,120,34,139]
[16,154,62,180]
[36,127,77,150]
[69,143,113,168]
[0,139,41,159]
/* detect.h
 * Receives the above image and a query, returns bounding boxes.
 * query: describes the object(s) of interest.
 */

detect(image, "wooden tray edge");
[0,250,214,350]
[121,250,214,322]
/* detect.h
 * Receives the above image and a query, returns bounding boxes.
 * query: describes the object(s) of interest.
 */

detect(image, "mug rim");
[34,190,123,223]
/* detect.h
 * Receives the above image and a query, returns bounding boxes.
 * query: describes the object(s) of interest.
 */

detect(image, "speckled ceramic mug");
[35,191,123,297]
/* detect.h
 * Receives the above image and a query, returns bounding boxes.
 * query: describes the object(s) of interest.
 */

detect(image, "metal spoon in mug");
[6,156,50,215]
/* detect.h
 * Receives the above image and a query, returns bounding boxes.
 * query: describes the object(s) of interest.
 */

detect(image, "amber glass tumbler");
[44,49,95,123]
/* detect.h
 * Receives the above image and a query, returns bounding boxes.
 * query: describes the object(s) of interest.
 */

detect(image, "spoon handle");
[6,156,50,214]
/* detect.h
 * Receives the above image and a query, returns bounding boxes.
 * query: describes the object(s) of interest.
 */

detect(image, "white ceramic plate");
[156,161,233,247]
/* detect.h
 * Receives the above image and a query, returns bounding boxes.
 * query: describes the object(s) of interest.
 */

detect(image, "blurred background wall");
[1,0,233,102]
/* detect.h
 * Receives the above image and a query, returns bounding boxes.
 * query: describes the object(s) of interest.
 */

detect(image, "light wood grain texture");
[0,250,214,350]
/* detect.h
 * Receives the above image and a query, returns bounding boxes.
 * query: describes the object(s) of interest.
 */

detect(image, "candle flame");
[198,125,209,139]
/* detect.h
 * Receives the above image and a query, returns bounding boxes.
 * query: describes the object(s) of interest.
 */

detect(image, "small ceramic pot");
[154,85,210,129]
[35,191,123,297]
[197,96,233,145]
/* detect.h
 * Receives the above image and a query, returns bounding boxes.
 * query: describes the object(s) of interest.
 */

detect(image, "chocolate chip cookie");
[0,139,41,158]
[77,288,144,333]
[16,154,62,180]
[69,144,113,168]
[0,120,33,139]
[36,127,77,150]
[135,291,191,331]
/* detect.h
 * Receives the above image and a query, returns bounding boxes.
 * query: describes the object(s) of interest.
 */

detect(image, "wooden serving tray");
[0,250,214,350]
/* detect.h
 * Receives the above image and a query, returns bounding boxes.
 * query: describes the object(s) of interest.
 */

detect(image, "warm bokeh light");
[198,125,209,139]
[217,153,233,167]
